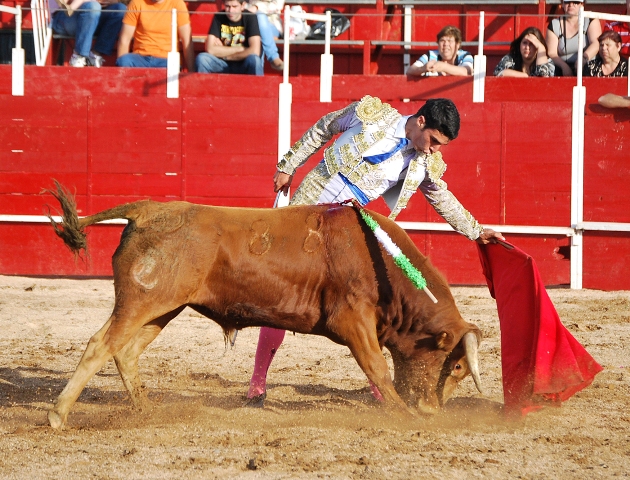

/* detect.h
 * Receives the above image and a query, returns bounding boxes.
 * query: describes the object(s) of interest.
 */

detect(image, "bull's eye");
[454,363,462,370]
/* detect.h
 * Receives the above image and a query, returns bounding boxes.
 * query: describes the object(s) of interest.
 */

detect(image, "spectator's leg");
[195,53,228,73]
[241,54,264,76]
[148,56,168,68]
[51,10,79,41]
[93,3,126,56]
[256,12,280,62]
[116,53,152,67]
[72,1,102,57]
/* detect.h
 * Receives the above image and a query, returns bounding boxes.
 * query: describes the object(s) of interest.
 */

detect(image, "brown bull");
[46,183,482,429]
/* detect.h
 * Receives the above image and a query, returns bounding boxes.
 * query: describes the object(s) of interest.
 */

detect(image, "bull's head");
[390,329,482,414]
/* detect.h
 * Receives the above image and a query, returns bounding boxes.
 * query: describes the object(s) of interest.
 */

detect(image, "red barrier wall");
[1,66,629,289]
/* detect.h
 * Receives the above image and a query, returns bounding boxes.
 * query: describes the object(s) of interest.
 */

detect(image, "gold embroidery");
[353,132,370,154]
[324,146,338,175]
[339,143,354,164]
[372,130,386,143]
[426,152,447,183]
[290,162,331,206]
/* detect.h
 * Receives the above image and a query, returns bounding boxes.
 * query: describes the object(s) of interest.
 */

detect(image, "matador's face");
[406,115,451,155]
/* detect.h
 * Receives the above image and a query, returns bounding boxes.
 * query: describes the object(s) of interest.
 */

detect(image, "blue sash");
[339,173,370,205]
[336,137,410,206]
[363,137,409,164]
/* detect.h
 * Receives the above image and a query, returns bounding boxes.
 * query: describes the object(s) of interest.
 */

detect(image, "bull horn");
[463,332,483,395]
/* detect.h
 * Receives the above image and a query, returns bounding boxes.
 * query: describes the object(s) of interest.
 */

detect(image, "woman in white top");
[546,0,601,76]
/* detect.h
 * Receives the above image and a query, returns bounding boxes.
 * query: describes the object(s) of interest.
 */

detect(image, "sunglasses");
[564,1,583,4]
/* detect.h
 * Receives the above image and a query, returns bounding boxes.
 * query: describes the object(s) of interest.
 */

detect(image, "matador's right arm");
[276,102,359,175]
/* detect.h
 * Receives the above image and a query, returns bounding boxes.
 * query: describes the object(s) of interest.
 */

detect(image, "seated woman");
[583,30,628,77]
[547,0,601,76]
[494,27,555,77]
[407,25,473,77]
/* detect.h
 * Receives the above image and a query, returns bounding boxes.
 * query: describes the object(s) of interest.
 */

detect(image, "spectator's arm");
[546,29,573,76]
[117,23,135,58]
[225,35,261,61]
[407,62,428,76]
[205,34,245,58]
[498,68,528,78]
[407,55,429,76]
[584,19,602,62]
[430,61,471,76]
[598,94,630,109]
[494,55,526,77]
[178,23,194,72]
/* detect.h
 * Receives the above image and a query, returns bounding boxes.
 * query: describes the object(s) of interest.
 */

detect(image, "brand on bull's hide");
[131,251,159,290]
[249,220,272,255]
[303,213,324,253]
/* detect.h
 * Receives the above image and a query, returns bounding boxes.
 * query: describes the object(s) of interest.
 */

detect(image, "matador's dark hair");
[412,98,460,140]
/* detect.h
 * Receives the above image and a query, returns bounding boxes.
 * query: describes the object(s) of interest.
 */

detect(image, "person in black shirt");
[196,0,263,75]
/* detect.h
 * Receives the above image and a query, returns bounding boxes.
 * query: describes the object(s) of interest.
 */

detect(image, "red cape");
[477,242,603,416]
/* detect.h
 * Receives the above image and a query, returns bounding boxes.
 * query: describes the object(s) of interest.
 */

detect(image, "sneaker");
[69,53,87,68]
[87,51,104,68]
[270,57,284,72]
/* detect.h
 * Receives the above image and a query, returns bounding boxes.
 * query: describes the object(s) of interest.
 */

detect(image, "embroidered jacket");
[276,95,484,240]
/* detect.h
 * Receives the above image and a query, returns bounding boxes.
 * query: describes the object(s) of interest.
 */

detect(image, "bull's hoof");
[48,410,65,430]
[243,393,266,408]
[131,394,153,412]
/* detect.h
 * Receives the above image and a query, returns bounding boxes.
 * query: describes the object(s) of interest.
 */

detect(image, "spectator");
[116,0,194,71]
[603,0,630,57]
[494,27,555,77]
[583,30,628,77]
[249,0,283,36]
[246,2,283,71]
[598,93,630,108]
[407,26,473,77]
[51,0,127,67]
[195,0,263,75]
[547,0,601,76]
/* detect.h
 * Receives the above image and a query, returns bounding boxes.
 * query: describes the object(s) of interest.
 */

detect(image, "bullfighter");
[246,95,505,406]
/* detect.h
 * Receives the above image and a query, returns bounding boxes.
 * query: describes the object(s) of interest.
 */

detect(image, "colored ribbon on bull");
[352,201,438,304]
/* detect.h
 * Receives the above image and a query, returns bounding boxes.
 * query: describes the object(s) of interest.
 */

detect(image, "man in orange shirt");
[116,0,194,71]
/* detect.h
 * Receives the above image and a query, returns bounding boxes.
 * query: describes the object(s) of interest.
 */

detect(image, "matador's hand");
[476,228,505,245]
[273,171,293,194]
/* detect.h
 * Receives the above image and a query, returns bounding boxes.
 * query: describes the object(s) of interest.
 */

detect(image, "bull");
[45,183,482,429]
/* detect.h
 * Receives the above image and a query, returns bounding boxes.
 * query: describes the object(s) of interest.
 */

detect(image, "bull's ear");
[435,331,453,350]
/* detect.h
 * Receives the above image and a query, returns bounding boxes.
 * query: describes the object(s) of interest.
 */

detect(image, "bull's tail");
[45,180,143,257]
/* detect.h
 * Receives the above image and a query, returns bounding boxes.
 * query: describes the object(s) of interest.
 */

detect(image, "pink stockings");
[247,326,384,402]
[247,327,286,398]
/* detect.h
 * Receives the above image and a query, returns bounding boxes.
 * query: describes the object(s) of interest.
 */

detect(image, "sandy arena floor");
[0,275,628,479]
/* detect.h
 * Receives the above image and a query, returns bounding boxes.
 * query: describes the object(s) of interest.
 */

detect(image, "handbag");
[306,8,351,40]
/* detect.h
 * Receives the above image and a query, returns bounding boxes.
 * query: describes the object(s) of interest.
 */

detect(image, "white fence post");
[473,11,486,103]
[12,6,25,96]
[167,8,180,99]
[1,4,25,95]
[277,6,334,192]
[320,9,333,102]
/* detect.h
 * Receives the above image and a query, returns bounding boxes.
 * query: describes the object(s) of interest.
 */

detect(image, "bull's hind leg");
[114,307,185,409]
[334,307,411,413]
[48,308,171,430]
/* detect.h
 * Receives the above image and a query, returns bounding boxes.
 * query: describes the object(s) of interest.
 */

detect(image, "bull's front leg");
[333,307,413,414]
